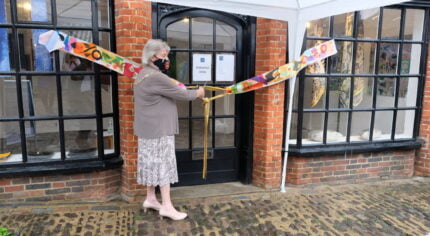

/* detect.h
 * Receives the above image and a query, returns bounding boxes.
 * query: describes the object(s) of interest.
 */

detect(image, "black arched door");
[153,4,255,186]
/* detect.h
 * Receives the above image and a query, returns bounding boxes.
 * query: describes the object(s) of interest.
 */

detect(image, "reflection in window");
[61,73,95,116]
[216,21,236,50]
[398,77,417,107]
[65,119,97,159]
[401,44,421,74]
[355,42,376,74]
[404,9,425,40]
[17,0,51,23]
[57,0,91,27]
[167,18,189,49]
[381,9,401,39]
[167,52,189,84]
[350,112,371,141]
[215,118,234,147]
[303,112,324,144]
[357,8,379,39]
[378,43,399,74]
[327,112,348,143]
[0,0,11,23]
[18,28,54,71]
[306,17,329,37]
[22,76,58,117]
[0,28,12,71]
[26,120,60,161]
[192,17,213,49]
[376,77,395,107]
[329,77,350,109]
[0,121,22,163]
[333,13,354,37]
[331,41,353,74]
[176,119,189,149]
[396,110,415,139]
[374,111,393,140]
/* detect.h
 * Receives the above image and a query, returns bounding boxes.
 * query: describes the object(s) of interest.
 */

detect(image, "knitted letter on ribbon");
[37,30,337,179]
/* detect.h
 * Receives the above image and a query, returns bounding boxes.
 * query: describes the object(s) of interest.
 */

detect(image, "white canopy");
[150,0,410,191]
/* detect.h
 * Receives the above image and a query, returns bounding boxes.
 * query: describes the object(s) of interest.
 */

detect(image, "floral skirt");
[137,135,178,186]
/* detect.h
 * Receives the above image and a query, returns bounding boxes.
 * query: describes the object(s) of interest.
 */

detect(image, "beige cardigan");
[133,63,198,139]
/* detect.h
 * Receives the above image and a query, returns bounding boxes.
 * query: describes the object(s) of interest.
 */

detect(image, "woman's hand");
[196,86,205,98]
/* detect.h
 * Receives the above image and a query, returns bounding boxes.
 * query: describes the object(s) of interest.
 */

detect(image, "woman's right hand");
[196,86,205,98]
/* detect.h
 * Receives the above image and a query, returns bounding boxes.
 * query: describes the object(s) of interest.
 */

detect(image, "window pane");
[97,0,110,28]
[350,112,371,141]
[357,8,379,39]
[99,31,111,50]
[303,112,324,144]
[376,77,395,108]
[354,77,373,108]
[401,44,421,74]
[0,121,22,164]
[333,13,354,37]
[57,0,91,27]
[192,119,212,148]
[167,18,189,49]
[22,76,57,116]
[18,28,54,71]
[216,20,236,50]
[61,75,95,115]
[26,120,60,162]
[0,77,19,117]
[398,77,417,108]
[215,91,235,115]
[65,119,97,159]
[103,117,114,154]
[17,0,51,23]
[330,41,353,74]
[176,119,189,149]
[167,52,189,84]
[355,42,376,74]
[327,112,347,143]
[305,40,327,74]
[329,77,350,109]
[374,111,393,140]
[303,77,326,109]
[192,17,213,50]
[101,74,112,114]
[378,43,399,74]
[215,118,234,147]
[306,17,329,37]
[404,9,424,40]
[381,9,401,39]
[395,110,415,139]
[289,112,298,145]
[0,28,12,71]
[0,0,11,23]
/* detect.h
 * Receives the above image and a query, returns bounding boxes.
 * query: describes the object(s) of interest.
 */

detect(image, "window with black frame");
[0,0,117,169]
[289,6,428,151]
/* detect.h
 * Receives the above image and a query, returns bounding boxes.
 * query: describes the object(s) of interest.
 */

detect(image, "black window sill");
[0,156,123,178]
[286,140,422,157]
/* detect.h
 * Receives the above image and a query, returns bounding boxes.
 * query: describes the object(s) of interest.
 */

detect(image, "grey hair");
[141,39,170,65]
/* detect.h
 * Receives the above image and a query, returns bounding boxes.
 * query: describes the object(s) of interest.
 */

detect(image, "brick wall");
[114,0,152,202]
[0,169,121,202]
[417,43,430,176]
[252,18,287,189]
[287,150,415,185]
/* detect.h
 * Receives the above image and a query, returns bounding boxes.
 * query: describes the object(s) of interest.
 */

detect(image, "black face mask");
[153,58,170,73]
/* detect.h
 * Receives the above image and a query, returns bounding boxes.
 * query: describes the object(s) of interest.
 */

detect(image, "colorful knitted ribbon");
[37,30,337,179]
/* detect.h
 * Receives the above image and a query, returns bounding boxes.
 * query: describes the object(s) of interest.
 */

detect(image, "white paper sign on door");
[216,54,235,82]
[192,54,212,82]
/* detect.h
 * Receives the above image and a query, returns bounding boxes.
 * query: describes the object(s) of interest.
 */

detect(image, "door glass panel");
[216,21,236,50]
[357,8,379,39]
[175,119,189,149]
[57,0,92,27]
[167,52,189,84]
[22,76,58,116]
[192,97,205,116]
[404,9,424,40]
[192,17,213,50]
[381,9,401,39]
[26,120,60,162]
[167,18,189,49]
[0,121,22,164]
[215,91,234,115]
[215,118,234,147]
[17,0,51,23]
[177,100,189,117]
[192,119,212,148]
[65,119,97,159]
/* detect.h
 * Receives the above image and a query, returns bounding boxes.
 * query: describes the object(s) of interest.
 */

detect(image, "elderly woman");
[135,39,204,221]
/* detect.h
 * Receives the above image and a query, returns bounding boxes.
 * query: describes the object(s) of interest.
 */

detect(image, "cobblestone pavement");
[1,177,430,235]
